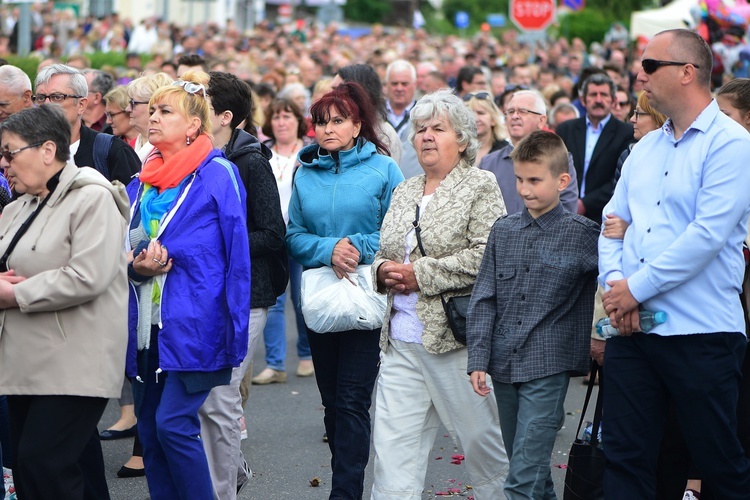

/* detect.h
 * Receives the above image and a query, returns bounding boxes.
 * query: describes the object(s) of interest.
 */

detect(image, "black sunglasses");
[462,92,492,102]
[641,59,700,75]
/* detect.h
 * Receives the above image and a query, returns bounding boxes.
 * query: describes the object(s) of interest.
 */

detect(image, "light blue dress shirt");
[599,100,750,336]
[581,113,611,197]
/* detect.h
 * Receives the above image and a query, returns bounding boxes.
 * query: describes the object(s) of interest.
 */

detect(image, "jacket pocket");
[54,311,68,341]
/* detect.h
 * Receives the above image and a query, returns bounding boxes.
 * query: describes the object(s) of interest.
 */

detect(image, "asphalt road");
[98,299,599,499]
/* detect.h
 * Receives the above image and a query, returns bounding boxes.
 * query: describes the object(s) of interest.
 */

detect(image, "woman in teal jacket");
[286,82,404,499]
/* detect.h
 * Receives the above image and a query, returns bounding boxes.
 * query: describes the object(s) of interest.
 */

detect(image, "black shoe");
[117,465,145,478]
[100,426,136,440]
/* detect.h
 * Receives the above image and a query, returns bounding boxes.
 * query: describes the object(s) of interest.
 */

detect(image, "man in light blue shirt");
[599,29,750,499]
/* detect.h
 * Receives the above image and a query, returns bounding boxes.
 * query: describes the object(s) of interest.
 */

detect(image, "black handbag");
[564,360,605,500]
[413,204,470,345]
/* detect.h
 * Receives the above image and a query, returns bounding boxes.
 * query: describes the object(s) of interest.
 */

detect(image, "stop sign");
[510,0,556,31]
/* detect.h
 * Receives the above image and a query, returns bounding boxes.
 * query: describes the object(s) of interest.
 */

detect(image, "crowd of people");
[0,4,748,500]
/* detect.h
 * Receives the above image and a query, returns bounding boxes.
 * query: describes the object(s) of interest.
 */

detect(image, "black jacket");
[224,129,288,308]
[74,125,140,186]
[556,116,633,223]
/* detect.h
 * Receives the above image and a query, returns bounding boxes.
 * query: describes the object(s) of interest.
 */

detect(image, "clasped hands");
[0,270,25,309]
[602,278,641,335]
[376,260,418,294]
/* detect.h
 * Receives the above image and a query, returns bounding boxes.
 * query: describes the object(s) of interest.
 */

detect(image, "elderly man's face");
[387,68,416,109]
[0,88,32,122]
[34,74,87,134]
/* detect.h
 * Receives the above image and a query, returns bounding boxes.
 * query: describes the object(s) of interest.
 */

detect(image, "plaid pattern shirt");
[466,203,600,384]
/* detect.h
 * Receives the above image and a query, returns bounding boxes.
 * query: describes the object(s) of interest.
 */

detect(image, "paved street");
[98,298,599,499]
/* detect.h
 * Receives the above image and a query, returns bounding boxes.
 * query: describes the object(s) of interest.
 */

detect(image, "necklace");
[272,140,301,182]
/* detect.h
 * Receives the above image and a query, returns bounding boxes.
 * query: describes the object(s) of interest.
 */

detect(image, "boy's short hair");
[510,130,569,177]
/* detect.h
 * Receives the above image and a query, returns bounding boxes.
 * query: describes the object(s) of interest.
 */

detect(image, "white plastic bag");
[300,265,387,333]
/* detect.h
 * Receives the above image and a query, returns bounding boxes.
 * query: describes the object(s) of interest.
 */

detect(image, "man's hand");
[603,278,639,316]
[609,308,641,335]
[590,338,606,366]
[470,371,491,397]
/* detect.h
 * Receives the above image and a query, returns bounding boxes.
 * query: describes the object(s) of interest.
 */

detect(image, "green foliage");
[556,9,614,46]
[6,55,41,83]
[6,52,151,84]
[344,0,392,24]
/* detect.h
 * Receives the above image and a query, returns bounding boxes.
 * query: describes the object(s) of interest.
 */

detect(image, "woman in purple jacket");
[126,71,251,500]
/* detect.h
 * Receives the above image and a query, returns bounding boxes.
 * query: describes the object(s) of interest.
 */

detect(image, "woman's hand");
[132,240,173,277]
[603,213,629,240]
[331,238,360,274]
[0,271,25,309]
[377,262,419,293]
[470,371,491,397]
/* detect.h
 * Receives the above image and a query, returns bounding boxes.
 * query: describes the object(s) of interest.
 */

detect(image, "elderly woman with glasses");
[126,73,174,163]
[0,104,129,500]
[463,92,509,166]
[104,86,138,148]
[370,90,508,499]
[126,71,250,499]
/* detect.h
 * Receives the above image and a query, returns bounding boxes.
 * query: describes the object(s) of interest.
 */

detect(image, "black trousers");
[7,395,110,500]
[603,332,750,500]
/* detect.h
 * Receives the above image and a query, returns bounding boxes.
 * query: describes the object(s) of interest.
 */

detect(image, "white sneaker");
[236,459,251,495]
[682,490,699,500]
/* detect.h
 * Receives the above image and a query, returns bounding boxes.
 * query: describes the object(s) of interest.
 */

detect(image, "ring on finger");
[153,257,167,268]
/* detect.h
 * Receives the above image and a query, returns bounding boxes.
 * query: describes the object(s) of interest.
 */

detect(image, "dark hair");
[261,97,307,140]
[0,104,70,163]
[177,53,209,72]
[161,61,177,72]
[581,73,616,99]
[336,64,387,122]
[456,66,484,93]
[573,67,606,98]
[663,29,713,87]
[87,69,114,96]
[717,77,750,115]
[549,89,571,107]
[253,82,276,100]
[310,82,389,156]
[510,130,568,177]
[207,71,252,130]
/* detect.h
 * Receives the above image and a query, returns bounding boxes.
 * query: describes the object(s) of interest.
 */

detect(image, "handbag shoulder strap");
[576,360,603,445]
[413,204,426,257]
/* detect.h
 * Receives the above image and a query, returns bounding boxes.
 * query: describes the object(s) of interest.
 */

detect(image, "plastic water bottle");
[595,310,667,339]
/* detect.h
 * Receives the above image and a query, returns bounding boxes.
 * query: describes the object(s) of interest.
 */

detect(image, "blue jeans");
[261,257,309,370]
[494,371,570,500]
[603,332,750,500]
[307,327,381,500]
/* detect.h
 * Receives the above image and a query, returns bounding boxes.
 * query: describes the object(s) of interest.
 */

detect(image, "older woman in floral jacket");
[371,90,509,500]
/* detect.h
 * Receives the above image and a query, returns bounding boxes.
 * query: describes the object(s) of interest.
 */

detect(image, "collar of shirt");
[661,98,718,142]
[386,100,416,123]
[518,202,566,229]
[585,113,611,133]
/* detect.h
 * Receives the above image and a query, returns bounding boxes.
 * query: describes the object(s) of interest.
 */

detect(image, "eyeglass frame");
[32,93,84,103]
[129,98,149,110]
[105,110,129,120]
[641,59,700,75]
[1,142,44,164]
[504,107,544,118]
[632,110,650,121]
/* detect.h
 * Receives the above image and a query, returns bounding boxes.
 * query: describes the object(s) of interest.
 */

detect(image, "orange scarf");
[139,134,214,190]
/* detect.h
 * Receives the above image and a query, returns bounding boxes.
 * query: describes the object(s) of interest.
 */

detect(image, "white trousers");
[199,307,267,500]
[371,338,509,500]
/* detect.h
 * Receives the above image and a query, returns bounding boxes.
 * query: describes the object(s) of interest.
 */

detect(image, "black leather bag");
[441,295,470,345]
[564,361,605,500]
[413,204,471,345]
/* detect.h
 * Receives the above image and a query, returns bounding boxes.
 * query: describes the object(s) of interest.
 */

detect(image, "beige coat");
[373,161,506,355]
[0,163,129,398]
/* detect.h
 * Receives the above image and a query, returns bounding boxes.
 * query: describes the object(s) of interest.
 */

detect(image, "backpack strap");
[93,133,114,178]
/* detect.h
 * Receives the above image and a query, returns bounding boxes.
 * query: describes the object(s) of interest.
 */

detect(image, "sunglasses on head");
[641,59,700,75]
[462,92,492,102]
[172,80,206,96]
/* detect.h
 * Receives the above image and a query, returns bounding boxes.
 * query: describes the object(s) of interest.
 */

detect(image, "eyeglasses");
[641,59,700,75]
[1,142,43,163]
[105,110,128,120]
[633,110,649,121]
[32,93,83,103]
[462,92,492,102]
[129,99,149,109]
[617,100,630,107]
[172,80,206,96]
[504,107,543,117]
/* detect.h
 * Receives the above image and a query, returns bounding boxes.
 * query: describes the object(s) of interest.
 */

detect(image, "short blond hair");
[150,70,211,136]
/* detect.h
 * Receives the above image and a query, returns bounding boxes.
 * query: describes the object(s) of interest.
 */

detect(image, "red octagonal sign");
[510,0,556,31]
